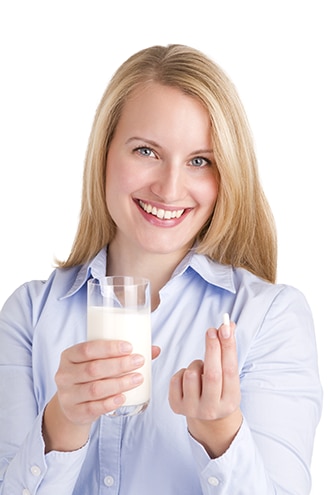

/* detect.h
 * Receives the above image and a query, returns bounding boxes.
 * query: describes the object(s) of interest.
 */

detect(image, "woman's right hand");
[42,340,158,453]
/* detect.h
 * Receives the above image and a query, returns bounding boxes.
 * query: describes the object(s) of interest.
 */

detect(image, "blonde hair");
[58,44,277,283]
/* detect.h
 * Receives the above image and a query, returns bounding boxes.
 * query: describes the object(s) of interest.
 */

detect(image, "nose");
[150,162,187,203]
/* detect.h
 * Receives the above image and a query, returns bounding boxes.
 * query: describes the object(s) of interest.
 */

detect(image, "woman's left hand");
[168,321,243,458]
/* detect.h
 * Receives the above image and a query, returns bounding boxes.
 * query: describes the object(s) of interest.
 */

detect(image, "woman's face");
[105,82,218,259]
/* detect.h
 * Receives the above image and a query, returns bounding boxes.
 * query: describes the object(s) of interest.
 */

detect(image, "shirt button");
[22,489,31,495]
[30,465,41,476]
[208,476,220,486]
[104,475,115,487]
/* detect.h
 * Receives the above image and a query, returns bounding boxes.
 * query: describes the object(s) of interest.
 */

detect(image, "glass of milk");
[87,276,151,417]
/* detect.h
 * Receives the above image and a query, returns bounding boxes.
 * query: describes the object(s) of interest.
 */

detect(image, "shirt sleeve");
[189,285,323,495]
[0,284,87,495]
[0,412,88,495]
[189,418,275,493]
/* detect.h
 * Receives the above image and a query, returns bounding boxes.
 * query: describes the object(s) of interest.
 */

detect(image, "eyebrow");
[126,136,214,155]
[126,137,160,148]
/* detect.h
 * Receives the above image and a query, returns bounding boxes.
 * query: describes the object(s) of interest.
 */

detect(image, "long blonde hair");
[58,44,277,283]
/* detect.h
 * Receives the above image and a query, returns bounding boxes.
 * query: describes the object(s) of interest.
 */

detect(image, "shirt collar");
[62,246,236,299]
[62,247,108,299]
[172,248,236,293]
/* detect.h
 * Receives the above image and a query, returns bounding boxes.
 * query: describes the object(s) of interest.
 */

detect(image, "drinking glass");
[87,276,151,416]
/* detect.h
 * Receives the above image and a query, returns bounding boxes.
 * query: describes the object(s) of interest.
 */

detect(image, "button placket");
[99,414,122,493]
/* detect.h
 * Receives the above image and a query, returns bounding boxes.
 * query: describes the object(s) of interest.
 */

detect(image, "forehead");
[114,82,212,145]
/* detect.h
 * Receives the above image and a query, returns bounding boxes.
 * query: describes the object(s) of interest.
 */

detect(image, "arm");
[169,286,322,494]
[0,285,87,495]
[169,323,243,459]
[0,284,157,494]
[42,339,156,453]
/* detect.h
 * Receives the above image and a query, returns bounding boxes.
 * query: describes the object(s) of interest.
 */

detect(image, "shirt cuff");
[188,416,272,493]
[1,410,89,495]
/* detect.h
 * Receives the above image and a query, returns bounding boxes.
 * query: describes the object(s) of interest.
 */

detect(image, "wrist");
[187,408,243,458]
[42,394,91,453]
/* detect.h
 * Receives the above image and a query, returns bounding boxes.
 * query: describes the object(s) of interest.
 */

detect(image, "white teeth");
[139,200,184,219]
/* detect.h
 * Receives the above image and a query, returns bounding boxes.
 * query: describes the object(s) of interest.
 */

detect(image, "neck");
[106,241,190,311]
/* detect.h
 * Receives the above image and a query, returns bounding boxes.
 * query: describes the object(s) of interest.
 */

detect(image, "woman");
[0,44,322,494]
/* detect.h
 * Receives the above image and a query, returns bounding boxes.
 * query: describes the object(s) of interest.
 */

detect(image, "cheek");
[199,176,219,212]
[106,151,145,195]
[106,159,131,196]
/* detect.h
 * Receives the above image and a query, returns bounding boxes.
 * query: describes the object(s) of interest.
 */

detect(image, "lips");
[138,200,185,220]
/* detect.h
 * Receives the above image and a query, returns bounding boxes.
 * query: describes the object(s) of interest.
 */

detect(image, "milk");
[87,306,151,405]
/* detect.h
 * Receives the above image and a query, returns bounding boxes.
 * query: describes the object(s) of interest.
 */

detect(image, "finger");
[168,369,184,413]
[56,353,145,390]
[201,328,222,405]
[218,322,240,408]
[64,340,134,365]
[83,353,145,382]
[67,377,137,422]
[182,360,203,404]
[152,345,161,360]
[80,393,127,420]
[77,370,144,405]
[169,360,204,416]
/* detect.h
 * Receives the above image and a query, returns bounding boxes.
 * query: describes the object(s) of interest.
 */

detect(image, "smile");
[138,200,185,220]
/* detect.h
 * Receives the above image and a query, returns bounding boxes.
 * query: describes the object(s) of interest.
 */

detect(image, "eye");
[134,146,156,158]
[190,156,211,168]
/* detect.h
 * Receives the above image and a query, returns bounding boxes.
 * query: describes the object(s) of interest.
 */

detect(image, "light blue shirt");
[0,248,322,494]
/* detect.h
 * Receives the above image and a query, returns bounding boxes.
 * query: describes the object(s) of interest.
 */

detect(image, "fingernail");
[131,354,145,366]
[120,341,133,353]
[207,328,218,339]
[114,394,125,405]
[220,323,231,339]
[132,373,143,384]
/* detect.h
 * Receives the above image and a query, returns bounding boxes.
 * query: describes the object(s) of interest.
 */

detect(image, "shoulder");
[188,253,310,312]
[193,256,314,334]
[233,266,311,313]
[231,267,316,361]
[0,265,82,326]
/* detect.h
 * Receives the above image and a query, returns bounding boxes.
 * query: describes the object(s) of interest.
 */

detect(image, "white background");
[0,1,328,492]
